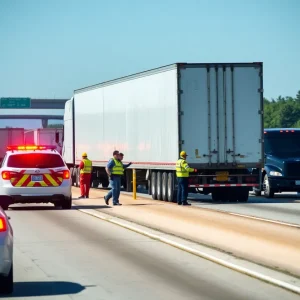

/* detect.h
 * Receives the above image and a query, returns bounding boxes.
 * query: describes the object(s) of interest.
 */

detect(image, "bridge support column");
[42,119,48,128]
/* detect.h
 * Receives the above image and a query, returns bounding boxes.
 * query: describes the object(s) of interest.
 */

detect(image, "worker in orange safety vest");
[78,152,93,199]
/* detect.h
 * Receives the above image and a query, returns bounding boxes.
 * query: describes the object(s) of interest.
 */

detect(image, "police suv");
[0,145,72,210]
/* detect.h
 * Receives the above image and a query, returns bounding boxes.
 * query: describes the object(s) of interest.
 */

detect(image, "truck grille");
[285,162,300,177]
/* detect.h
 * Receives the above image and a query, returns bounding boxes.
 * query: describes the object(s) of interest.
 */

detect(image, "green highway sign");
[0,98,31,108]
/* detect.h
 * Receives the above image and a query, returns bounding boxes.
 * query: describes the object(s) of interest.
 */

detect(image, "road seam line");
[74,205,300,295]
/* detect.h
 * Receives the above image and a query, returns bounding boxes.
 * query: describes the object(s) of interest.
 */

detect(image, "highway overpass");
[0,98,68,127]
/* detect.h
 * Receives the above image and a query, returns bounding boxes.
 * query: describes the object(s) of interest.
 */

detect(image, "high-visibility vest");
[175,158,194,177]
[80,158,92,174]
[112,158,124,175]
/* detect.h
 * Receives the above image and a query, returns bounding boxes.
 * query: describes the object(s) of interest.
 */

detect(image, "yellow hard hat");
[180,151,188,157]
[82,152,87,157]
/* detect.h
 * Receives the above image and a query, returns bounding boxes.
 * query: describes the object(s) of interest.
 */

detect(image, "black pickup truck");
[253,128,300,198]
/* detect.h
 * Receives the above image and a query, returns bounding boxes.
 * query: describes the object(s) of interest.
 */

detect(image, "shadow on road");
[0,281,92,297]
[8,205,57,211]
[189,195,300,205]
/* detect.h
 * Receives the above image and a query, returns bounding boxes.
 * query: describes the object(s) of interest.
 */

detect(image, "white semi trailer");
[63,62,264,202]
[24,128,63,154]
[0,128,25,162]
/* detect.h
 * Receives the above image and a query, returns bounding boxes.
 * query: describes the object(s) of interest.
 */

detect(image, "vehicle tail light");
[63,170,70,180]
[0,217,7,232]
[2,171,11,180]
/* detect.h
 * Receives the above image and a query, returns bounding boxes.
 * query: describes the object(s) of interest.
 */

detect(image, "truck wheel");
[162,172,168,201]
[263,174,274,198]
[151,172,157,200]
[75,168,80,187]
[238,189,249,202]
[70,167,74,185]
[102,178,109,188]
[252,187,261,196]
[167,173,175,202]
[91,180,100,188]
[212,190,227,202]
[156,172,163,200]
[147,179,151,195]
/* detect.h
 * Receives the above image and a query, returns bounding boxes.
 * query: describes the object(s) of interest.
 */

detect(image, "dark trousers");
[177,177,189,204]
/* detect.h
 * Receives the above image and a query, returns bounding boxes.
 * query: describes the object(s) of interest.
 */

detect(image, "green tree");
[264,90,300,128]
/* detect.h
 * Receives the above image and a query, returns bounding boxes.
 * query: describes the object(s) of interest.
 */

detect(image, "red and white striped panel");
[189,184,259,187]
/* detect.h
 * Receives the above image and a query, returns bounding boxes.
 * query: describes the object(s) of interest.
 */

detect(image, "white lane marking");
[222,211,300,228]
[74,205,300,296]
[188,205,300,229]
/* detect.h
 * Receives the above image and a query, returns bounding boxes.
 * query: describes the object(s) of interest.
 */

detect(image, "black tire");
[211,189,228,202]
[162,172,168,201]
[263,174,274,198]
[156,172,163,200]
[237,189,249,202]
[167,173,175,202]
[74,168,80,187]
[252,187,261,196]
[151,172,157,200]
[61,196,72,209]
[91,180,100,188]
[70,167,74,185]
[147,179,151,195]
[0,264,13,294]
[102,178,109,188]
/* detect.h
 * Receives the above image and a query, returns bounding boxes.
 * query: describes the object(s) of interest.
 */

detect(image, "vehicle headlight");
[270,171,282,176]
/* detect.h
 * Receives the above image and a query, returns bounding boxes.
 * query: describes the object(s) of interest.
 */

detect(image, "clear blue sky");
[0,0,299,103]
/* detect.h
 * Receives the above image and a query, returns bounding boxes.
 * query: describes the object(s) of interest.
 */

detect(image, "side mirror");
[55,132,59,143]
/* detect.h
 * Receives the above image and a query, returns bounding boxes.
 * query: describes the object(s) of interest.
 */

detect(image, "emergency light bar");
[7,145,57,151]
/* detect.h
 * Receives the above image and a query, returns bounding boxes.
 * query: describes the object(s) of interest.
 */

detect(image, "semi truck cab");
[256,128,300,198]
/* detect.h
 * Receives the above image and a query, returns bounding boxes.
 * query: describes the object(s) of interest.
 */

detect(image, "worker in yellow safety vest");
[79,152,93,199]
[104,150,124,206]
[176,151,197,206]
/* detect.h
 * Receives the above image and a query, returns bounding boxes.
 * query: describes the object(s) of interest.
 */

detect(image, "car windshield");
[264,132,300,157]
[7,153,65,168]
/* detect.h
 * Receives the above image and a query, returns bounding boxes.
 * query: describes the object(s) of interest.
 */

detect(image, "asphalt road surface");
[127,187,300,225]
[188,192,300,225]
[3,204,299,300]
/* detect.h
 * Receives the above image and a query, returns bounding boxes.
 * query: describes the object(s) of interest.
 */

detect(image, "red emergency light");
[7,145,57,151]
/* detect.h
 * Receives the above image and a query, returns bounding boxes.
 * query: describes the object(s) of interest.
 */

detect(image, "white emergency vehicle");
[0,145,72,210]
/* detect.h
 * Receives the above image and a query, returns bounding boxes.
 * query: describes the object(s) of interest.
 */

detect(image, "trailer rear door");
[178,63,263,168]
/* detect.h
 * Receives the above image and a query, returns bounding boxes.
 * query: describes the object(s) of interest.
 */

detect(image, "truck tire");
[91,180,100,188]
[263,174,274,198]
[212,189,228,202]
[252,187,261,196]
[75,168,80,187]
[162,172,168,201]
[151,172,157,200]
[167,173,175,202]
[70,167,74,185]
[102,178,109,188]
[156,172,163,200]
[238,189,249,202]
[148,179,151,195]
